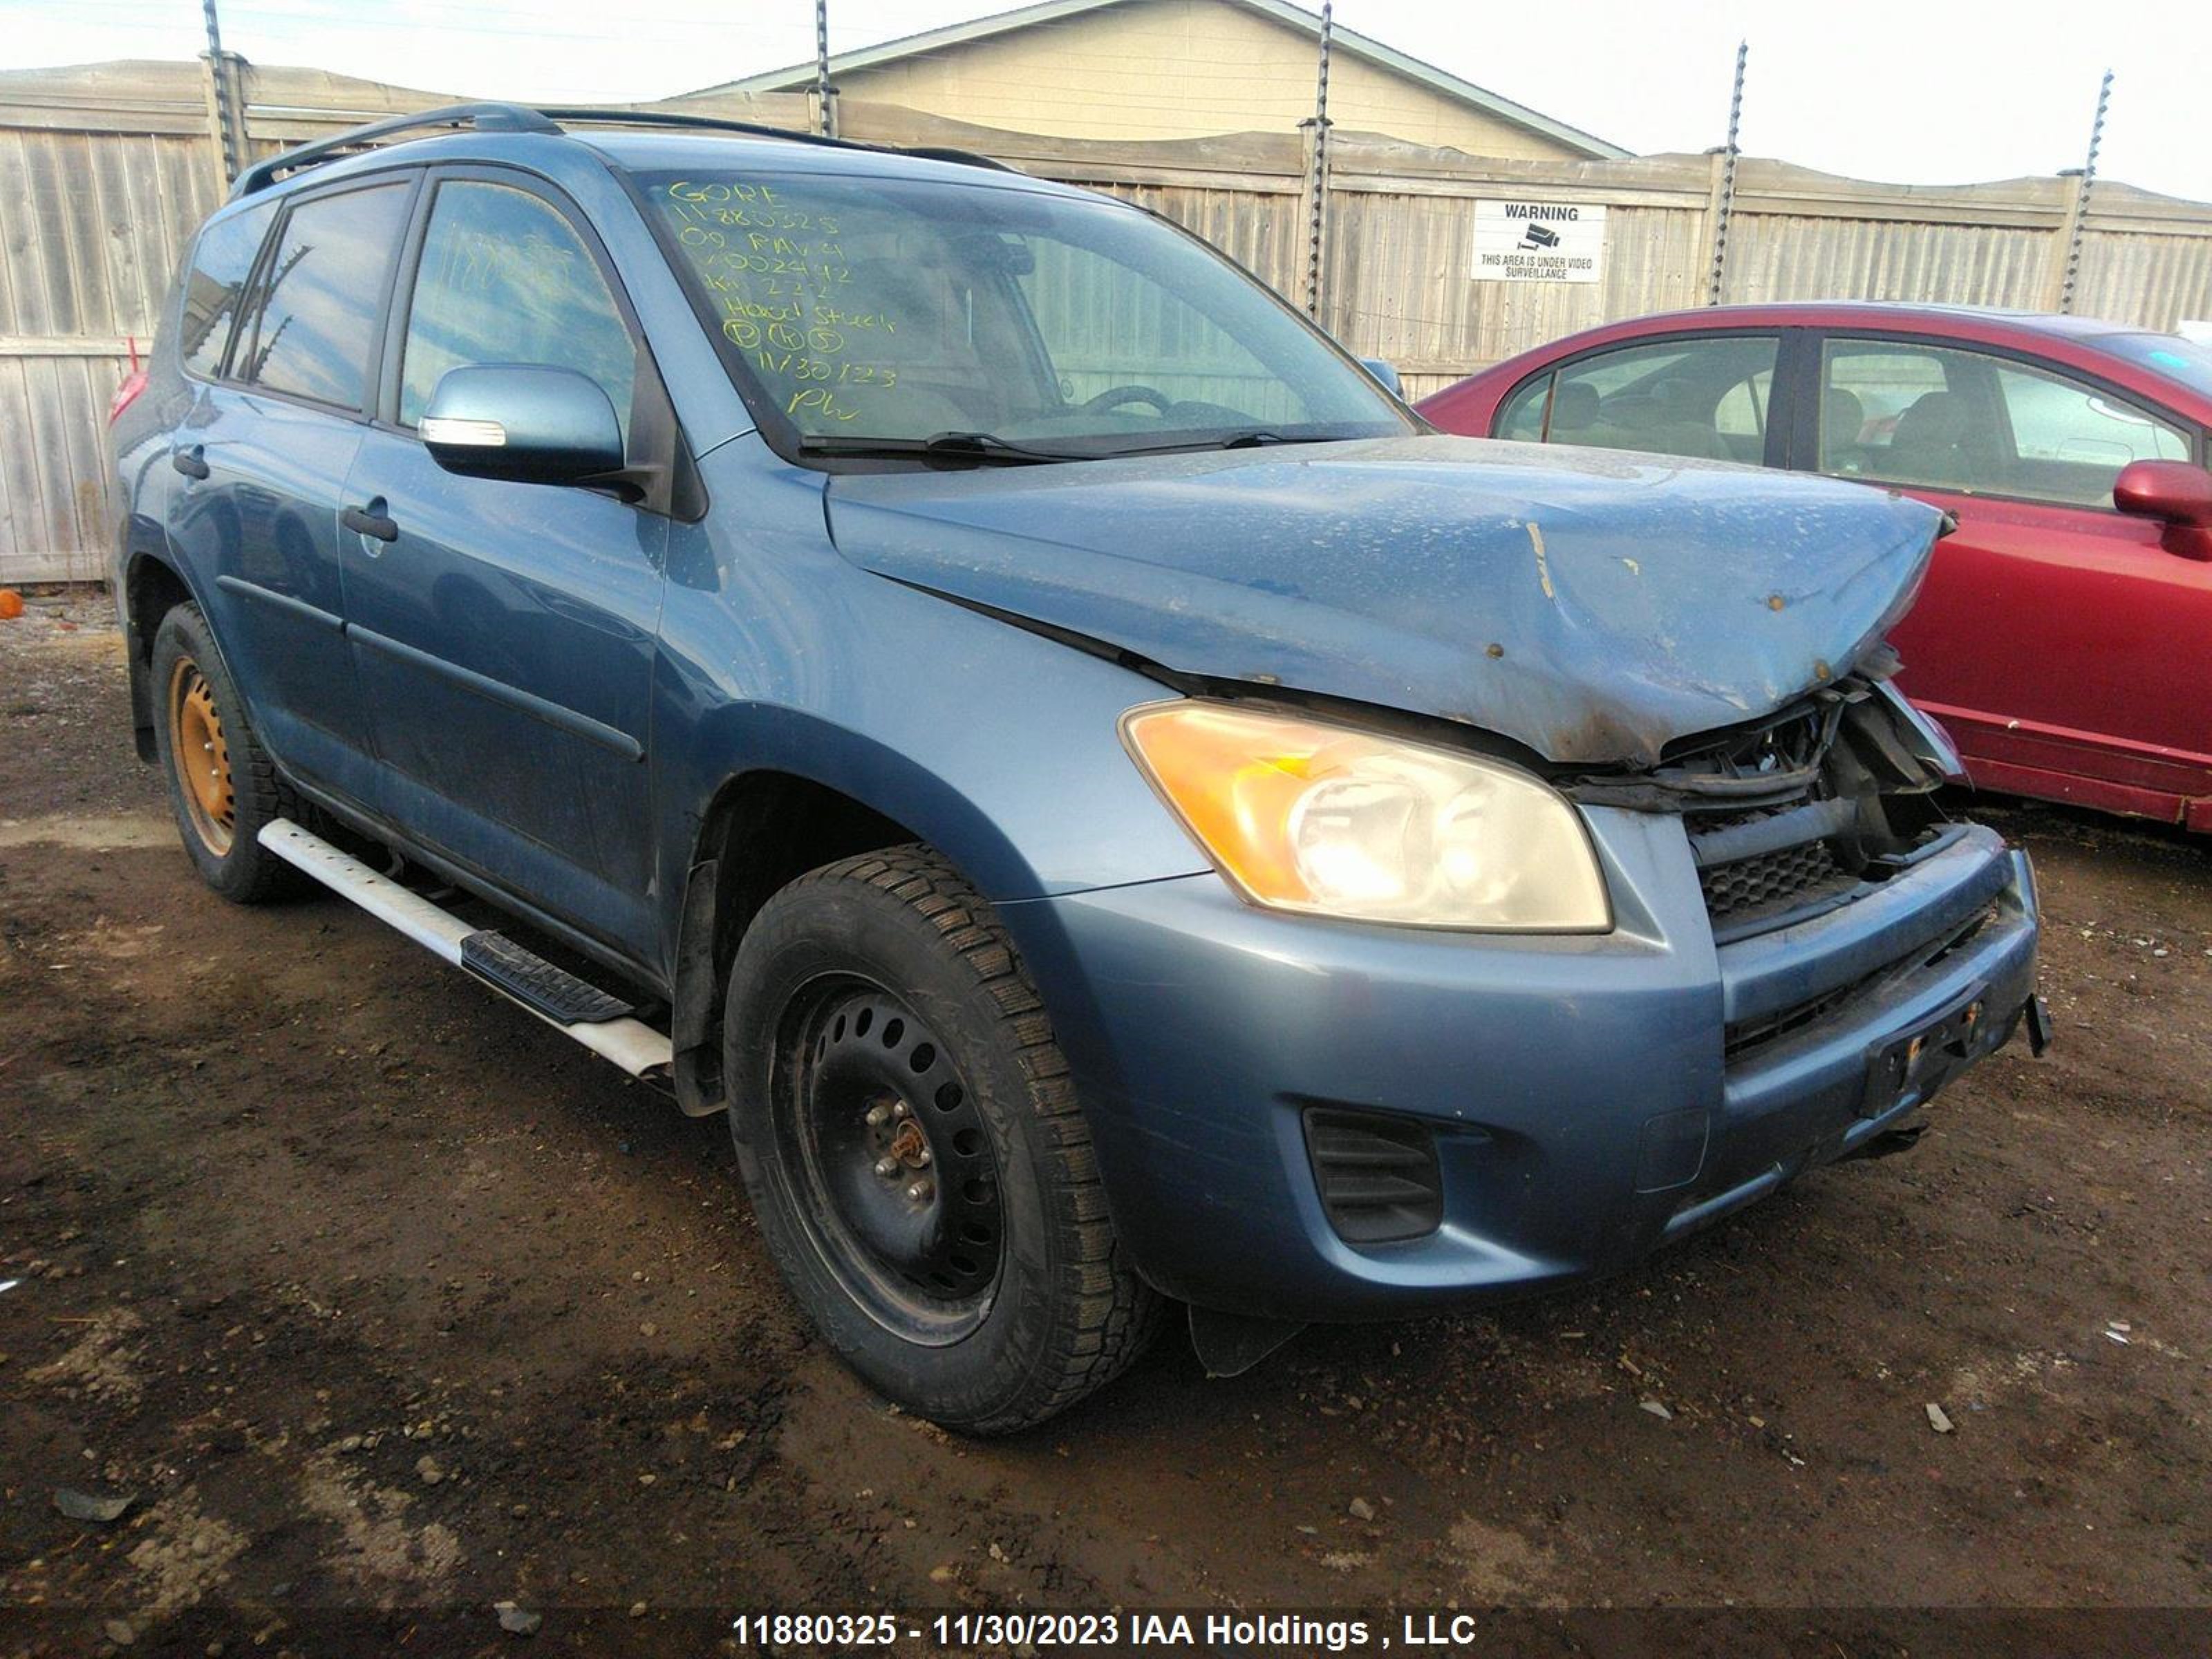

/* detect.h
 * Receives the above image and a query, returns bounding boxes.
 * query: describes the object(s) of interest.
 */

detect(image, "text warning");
[1472,200,1606,284]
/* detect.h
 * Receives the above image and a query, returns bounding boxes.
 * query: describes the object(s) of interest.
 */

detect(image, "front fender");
[650,436,1210,980]
[667,700,1148,906]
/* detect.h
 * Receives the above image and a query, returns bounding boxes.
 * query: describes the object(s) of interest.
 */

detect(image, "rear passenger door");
[1492,332,1788,466]
[169,176,416,805]
[1804,335,2211,816]
[341,169,667,958]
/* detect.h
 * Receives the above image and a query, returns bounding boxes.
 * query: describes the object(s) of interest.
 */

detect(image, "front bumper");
[1002,811,2038,1323]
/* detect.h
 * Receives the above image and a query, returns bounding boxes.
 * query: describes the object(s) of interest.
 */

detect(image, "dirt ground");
[2,592,2208,1657]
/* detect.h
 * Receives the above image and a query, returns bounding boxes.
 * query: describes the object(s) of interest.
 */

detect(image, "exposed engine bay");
[1564,646,1963,941]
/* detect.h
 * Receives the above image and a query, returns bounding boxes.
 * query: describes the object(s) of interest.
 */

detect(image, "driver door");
[341,169,668,957]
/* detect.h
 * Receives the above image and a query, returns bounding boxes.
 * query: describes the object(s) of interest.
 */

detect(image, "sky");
[6,0,2209,203]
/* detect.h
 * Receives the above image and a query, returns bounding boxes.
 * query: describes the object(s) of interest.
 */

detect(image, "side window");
[1819,340,2189,506]
[235,182,412,413]
[1506,337,1779,463]
[400,180,637,444]
[178,201,276,380]
[1819,344,1980,489]
[1992,363,2187,505]
[1714,368,1773,441]
[1497,375,1548,442]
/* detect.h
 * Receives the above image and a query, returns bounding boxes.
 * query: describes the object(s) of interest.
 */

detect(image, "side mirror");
[2114,458,2212,561]
[1358,357,1403,398]
[420,365,624,487]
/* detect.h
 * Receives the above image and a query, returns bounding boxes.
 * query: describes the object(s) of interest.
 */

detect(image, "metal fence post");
[814,0,838,138]
[2049,69,2112,315]
[198,0,243,187]
[1300,0,1334,321]
[1704,40,1747,306]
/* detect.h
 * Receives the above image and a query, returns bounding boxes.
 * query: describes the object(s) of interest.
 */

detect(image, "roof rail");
[229,101,1016,201]
[899,145,1018,174]
[230,102,560,199]
[527,107,1018,174]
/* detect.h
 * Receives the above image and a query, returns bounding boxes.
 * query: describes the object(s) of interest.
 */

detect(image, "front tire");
[149,603,306,903]
[724,847,1159,1434]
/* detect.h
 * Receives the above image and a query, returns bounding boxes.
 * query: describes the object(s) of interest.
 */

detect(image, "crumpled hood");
[824,433,1942,767]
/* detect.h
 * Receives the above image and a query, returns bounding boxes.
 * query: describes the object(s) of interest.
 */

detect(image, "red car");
[1420,304,2212,830]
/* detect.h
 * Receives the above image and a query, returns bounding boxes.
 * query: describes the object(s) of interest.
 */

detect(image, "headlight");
[1120,700,1611,932]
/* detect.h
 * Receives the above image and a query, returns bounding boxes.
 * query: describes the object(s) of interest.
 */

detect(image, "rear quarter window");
[178,201,277,380]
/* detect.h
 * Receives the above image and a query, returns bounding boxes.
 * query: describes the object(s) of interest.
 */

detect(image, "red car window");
[1818,339,2188,508]
[1497,335,1779,467]
[1992,363,2189,505]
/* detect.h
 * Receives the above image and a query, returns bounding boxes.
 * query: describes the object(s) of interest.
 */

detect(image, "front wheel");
[724,847,1160,1434]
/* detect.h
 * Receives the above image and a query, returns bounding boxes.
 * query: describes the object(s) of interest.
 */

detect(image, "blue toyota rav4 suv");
[111,105,2045,1432]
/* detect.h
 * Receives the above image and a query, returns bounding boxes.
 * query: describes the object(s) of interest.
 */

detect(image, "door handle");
[171,446,209,480]
[341,502,399,543]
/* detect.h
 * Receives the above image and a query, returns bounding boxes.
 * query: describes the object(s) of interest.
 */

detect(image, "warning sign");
[1472,200,1606,283]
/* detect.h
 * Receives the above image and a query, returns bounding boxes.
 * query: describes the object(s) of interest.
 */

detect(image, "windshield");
[2098,332,2212,401]
[635,167,1409,458]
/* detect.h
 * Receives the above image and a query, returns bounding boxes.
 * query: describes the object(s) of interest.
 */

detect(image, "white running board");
[257,818,674,1078]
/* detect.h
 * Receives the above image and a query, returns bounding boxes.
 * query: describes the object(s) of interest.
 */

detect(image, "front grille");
[1699,838,1859,926]
[1302,1107,1443,1244]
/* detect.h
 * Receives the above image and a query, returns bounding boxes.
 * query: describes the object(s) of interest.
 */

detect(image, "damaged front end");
[1565,648,1968,946]
[1612,672,2049,1185]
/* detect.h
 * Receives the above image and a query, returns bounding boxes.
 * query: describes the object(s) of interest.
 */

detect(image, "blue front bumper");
[1002,811,2039,1323]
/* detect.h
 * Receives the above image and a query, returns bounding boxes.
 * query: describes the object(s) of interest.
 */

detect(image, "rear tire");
[724,846,1160,1434]
[149,603,307,904]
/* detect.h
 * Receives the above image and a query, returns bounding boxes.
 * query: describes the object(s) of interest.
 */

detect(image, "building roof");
[696,0,1629,160]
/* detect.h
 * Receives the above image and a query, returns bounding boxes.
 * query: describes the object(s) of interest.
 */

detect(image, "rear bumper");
[1003,814,2038,1323]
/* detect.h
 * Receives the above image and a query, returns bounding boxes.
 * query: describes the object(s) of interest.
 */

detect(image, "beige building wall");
[823,0,1586,156]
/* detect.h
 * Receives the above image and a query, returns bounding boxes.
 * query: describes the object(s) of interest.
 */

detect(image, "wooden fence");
[4,57,2210,581]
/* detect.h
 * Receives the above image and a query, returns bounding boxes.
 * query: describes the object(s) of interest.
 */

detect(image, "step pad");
[460,930,635,1025]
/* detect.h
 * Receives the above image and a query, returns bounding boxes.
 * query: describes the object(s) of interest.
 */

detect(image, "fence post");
[198,0,246,188]
[1703,41,1747,306]
[2044,69,2112,314]
[221,53,249,174]
[1300,0,1334,321]
[814,0,838,138]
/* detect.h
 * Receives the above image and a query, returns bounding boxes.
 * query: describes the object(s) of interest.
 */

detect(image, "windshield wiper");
[1219,430,1316,449]
[1107,429,1349,455]
[800,428,1356,466]
[798,431,1088,466]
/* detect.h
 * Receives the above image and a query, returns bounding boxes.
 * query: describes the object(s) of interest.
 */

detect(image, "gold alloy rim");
[168,655,235,855]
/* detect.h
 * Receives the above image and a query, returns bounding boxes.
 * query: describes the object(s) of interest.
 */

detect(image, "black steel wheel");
[724,846,1162,1434]
[779,981,1004,1342]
